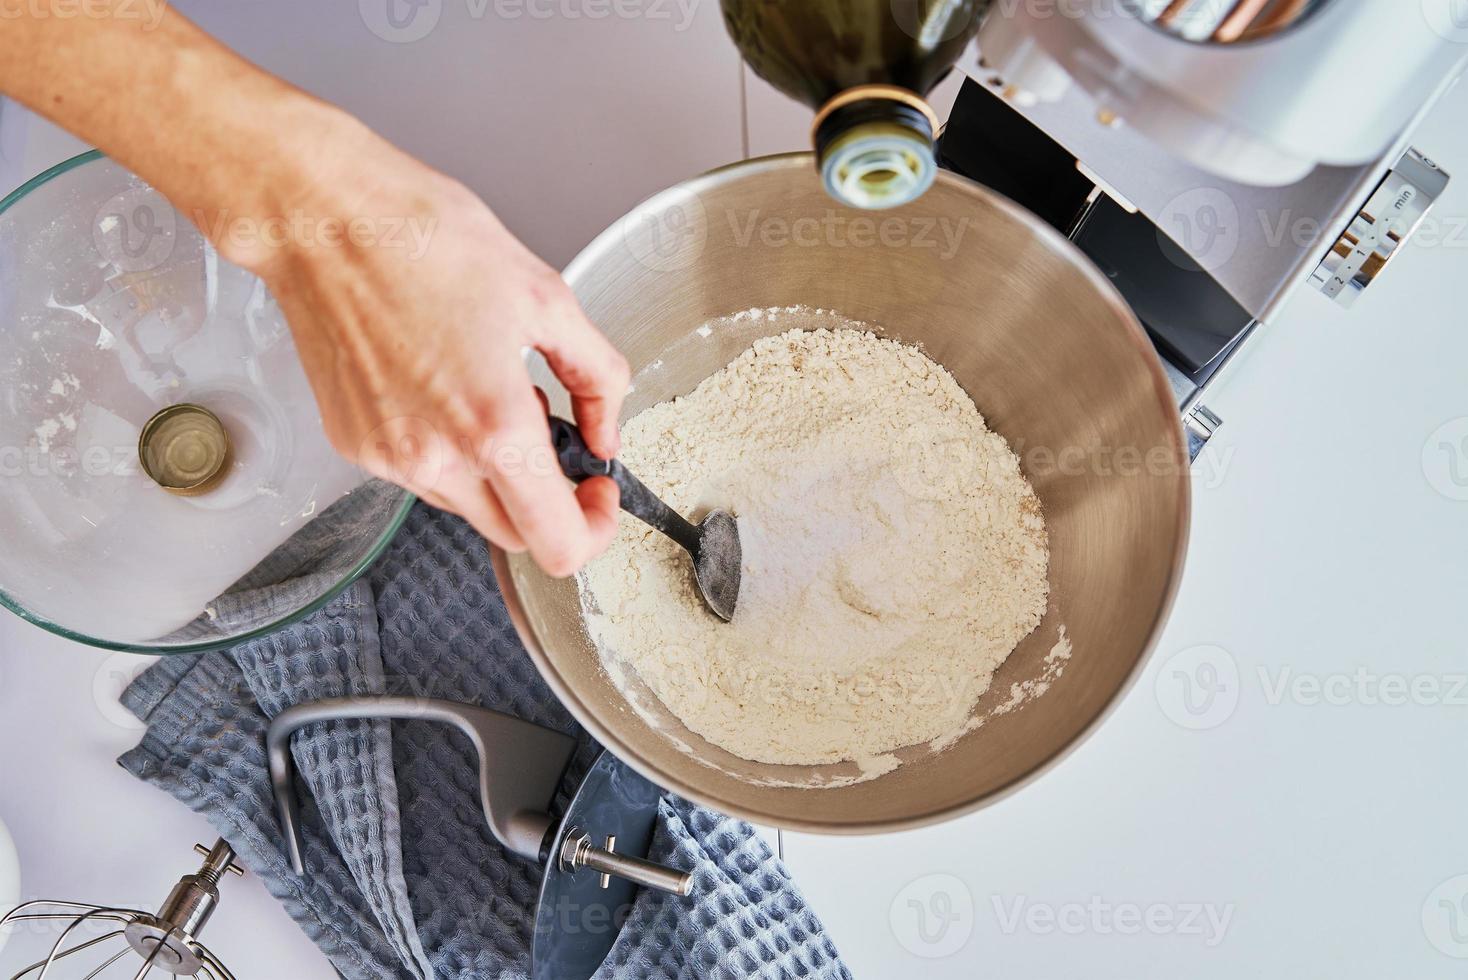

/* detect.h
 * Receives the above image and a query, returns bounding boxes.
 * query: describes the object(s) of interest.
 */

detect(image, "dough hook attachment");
[265,697,692,897]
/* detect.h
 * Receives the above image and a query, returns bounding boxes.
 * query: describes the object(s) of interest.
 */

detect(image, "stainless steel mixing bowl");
[493,154,1189,833]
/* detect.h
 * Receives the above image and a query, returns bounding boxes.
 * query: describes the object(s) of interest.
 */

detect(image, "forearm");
[0,3,632,572]
[0,2,367,268]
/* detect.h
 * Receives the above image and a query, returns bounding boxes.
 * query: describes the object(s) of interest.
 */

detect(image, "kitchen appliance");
[496,153,1191,833]
[731,2,1465,454]
[0,151,413,652]
[940,1,1464,451]
[266,698,693,980]
[0,839,241,979]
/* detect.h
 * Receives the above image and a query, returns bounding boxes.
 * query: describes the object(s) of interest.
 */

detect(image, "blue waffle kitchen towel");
[117,505,851,980]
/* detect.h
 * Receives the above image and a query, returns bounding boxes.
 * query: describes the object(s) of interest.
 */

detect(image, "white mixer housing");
[973,0,1468,186]
[961,0,1468,319]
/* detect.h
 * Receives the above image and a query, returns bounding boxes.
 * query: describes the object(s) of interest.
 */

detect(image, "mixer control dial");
[1310,148,1450,308]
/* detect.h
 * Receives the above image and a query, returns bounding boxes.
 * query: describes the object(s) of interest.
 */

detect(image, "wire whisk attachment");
[1,839,241,980]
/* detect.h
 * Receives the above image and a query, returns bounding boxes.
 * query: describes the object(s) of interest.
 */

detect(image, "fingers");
[414,486,459,515]
[428,472,528,553]
[536,308,630,461]
[350,389,614,574]
[485,377,620,576]
[352,419,529,553]
[575,475,621,549]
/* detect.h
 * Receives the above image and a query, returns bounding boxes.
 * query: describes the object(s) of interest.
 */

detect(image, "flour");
[32,417,62,454]
[580,315,1050,770]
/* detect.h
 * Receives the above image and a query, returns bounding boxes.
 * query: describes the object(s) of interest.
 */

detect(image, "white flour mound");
[580,318,1049,770]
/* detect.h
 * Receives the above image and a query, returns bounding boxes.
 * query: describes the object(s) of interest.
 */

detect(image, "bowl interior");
[504,154,1190,831]
[0,152,412,652]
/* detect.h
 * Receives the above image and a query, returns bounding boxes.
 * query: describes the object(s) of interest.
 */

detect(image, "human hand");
[0,3,627,575]
[222,121,630,577]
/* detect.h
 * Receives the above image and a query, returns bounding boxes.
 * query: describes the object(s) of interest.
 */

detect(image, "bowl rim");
[0,148,416,655]
[495,151,1193,835]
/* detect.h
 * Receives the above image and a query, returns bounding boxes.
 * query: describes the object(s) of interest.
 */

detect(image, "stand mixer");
[951,1,1465,454]
[729,1,1467,455]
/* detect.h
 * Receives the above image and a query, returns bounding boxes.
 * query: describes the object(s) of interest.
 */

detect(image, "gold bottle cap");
[810,84,939,143]
[139,404,232,496]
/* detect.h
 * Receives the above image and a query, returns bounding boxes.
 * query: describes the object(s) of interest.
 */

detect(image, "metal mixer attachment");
[0,840,242,979]
[266,697,693,979]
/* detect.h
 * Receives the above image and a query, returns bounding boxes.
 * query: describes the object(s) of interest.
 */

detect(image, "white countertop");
[3,5,1468,976]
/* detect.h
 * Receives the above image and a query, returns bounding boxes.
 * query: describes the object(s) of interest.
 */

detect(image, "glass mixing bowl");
[0,151,413,653]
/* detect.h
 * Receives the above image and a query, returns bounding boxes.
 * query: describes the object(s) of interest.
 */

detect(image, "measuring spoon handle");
[548,416,701,553]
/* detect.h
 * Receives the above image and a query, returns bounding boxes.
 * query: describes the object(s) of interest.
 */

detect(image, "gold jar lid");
[139,404,232,496]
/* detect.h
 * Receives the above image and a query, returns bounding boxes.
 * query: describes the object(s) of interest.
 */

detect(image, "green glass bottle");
[721,0,987,209]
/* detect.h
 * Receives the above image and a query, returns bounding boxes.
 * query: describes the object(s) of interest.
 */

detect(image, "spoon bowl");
[549,416,741,621]
[690,508,741,622]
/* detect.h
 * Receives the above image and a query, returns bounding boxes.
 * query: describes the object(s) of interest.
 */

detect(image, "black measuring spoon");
[548,416,741,622]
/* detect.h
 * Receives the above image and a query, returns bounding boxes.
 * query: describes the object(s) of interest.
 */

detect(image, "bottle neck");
[812,86,939,210]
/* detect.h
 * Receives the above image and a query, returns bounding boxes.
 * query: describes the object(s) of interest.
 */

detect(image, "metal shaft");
[578,845,693,897]
[191,841,243,886]
[559,829,692,896]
